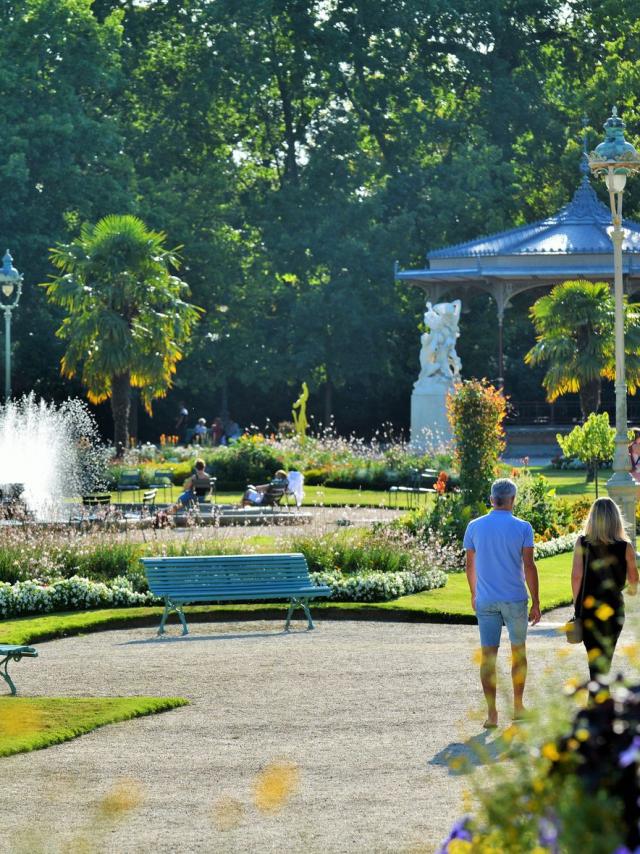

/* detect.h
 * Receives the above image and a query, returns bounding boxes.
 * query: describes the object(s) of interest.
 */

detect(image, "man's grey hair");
[490,478,517,506]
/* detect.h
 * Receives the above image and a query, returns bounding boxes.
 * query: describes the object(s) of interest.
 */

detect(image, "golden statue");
[292,382,309,438]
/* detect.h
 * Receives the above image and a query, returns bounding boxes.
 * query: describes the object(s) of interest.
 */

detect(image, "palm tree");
[525,279,640,421]
[42,214,202,455]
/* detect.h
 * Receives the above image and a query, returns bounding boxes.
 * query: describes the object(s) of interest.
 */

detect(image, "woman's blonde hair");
[583,497,628,544]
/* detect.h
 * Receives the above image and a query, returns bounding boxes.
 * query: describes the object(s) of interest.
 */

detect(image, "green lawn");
[0,696,187,757]
[528,465,604,499]
[110,467,599,508]
[0,553,573,646]
[111,483,425,509]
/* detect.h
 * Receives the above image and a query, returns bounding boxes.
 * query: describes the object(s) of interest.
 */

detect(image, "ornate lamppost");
[589,108,640,543]
[0,250,23,401]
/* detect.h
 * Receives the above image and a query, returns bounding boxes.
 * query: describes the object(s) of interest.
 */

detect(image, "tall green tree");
[42,215,202,453]
[525,280,640,420]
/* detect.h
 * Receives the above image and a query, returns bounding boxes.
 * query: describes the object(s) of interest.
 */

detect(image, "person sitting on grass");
[241,470,289,507]
[170,459,211,512]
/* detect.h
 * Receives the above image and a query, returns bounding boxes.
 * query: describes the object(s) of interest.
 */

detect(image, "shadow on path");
[428,731,507,775]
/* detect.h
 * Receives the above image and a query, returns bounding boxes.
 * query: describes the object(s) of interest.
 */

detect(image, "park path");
[0,611,636,854]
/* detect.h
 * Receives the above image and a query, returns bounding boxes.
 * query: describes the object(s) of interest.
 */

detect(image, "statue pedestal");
[410,380,453,451]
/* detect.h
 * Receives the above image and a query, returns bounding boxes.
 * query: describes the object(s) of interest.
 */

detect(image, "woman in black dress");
[571,497,638,680]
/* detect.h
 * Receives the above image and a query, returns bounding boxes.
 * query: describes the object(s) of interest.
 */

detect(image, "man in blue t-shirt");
[463,478,540,729]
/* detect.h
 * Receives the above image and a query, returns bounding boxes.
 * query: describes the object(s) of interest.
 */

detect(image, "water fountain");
[0,395,107,521]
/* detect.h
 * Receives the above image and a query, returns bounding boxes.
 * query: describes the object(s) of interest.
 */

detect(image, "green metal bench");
[140,553,332,636]
[0,645,38,695]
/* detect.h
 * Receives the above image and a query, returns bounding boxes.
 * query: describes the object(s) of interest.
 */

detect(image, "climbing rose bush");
[447,379,506,506]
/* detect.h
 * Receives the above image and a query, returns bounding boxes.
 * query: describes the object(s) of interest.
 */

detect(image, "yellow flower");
[541,743,560,761]
[576,728,590,741]
[583,595,596,608]
[595,603,615,621]
[588,647,602,662]
[448,842,472,854]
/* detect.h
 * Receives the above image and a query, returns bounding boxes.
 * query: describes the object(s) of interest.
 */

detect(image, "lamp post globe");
[588,108,640,544]
[0,250,23,402]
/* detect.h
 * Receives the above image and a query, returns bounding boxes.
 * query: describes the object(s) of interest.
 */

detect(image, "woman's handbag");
[565,541,589,645]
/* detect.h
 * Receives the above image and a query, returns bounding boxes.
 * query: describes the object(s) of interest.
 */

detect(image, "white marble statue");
[415,299,462,390]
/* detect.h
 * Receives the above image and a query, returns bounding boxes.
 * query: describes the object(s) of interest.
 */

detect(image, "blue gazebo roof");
[396,177,640,291]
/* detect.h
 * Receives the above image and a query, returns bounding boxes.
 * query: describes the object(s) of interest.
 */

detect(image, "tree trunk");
[579,378,601,422]
[129,388,139,446]
[111,372,131,458]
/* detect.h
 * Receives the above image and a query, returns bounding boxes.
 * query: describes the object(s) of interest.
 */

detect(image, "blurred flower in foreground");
[253,762,299,813]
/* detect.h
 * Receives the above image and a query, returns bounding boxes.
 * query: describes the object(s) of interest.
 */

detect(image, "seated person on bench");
[241,470,289,507]
[171,459,212,510]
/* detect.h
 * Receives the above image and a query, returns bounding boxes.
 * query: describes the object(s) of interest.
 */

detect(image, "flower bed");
[0,576,155,618]
[313,568,446,602]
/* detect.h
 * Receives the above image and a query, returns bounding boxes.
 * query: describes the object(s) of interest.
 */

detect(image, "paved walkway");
[0,612,636,854]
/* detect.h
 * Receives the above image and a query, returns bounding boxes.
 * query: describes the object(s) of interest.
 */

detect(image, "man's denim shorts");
[476,600,528,647]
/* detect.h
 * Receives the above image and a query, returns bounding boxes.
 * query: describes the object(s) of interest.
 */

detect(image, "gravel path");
[0,611,636,854]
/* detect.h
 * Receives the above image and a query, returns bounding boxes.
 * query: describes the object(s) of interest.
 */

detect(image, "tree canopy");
[3,0,640,439]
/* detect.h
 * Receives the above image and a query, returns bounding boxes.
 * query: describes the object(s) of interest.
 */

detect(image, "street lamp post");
[589,108,640,544]
[0,250,23,402]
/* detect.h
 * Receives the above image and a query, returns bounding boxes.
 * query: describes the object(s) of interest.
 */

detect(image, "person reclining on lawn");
[169,459,212,512]
[241,470,289,507]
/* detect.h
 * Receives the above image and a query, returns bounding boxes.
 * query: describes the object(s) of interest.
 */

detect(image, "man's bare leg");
[511,643,527,719]
[480,645,499,727]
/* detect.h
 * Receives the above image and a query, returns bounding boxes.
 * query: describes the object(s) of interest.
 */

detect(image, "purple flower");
[437,816,472,852]
[618,736,640,768]
[538,813,560,851]
[612,847,640,853]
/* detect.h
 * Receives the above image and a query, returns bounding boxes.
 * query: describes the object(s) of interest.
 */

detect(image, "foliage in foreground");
[438,675,640,853]
[0,696,188,758]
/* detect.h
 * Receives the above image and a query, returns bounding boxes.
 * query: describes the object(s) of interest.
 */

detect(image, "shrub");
[512,472,572,537]
[405,493,485,546]
[447,379,506,506]
[198,438,285,489]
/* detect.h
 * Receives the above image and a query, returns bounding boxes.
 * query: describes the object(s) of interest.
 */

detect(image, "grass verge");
[0,696,188,757]
[0,554,573,644]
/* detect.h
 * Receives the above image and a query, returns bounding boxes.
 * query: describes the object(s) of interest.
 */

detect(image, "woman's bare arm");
[571,543,584,605]
[626,542,638,595]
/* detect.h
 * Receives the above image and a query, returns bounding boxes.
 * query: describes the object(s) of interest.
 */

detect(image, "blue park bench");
[0,645,38,695]
[140,553,332,636]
